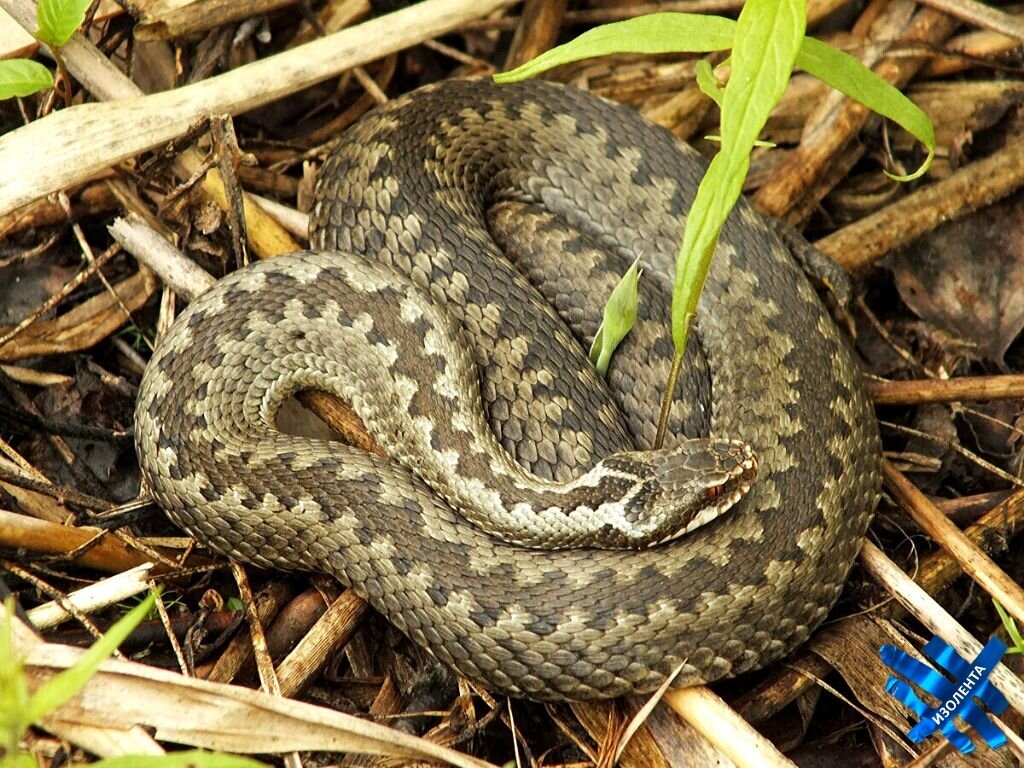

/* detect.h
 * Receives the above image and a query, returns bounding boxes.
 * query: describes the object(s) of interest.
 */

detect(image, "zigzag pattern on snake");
[134,78,881,701]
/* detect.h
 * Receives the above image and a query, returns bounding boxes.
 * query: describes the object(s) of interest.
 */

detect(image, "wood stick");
[132,0,303,41]
[867,373,1024,405]
[665,686,797,767]
[860,540,1024,719]
[816,140,1024,271]
[915,0,1024,42]
[752,4,958,220]
[0,0,516,217]
[883,460,1024,629]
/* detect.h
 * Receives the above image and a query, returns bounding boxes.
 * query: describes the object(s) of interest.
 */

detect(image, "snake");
[134,78,881,701]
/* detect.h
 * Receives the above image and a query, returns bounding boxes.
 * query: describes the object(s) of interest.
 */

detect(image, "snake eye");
[706,485,725,502]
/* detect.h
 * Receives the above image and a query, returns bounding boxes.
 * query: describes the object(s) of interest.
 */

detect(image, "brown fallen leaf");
[892,190,1024,366]
[814,616,1014,767]
[0,269,157,361]
[12,612,496,767]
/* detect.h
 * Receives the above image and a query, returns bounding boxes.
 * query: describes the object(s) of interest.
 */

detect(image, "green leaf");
[671,0,806,352]
[589,258,642,377]
[703,135,777,149]
[493,12,934,181]
[795,36,934,180]
[994,599,1024,654]
[93,751,268,768]
[495,12,937,182]
[36,0,92,47]
[24,592,157,724]
[493,5,936,442]
[493,13,736,83]
[0,59,54,100]
[1,599,32,748]
[694,58,724,108]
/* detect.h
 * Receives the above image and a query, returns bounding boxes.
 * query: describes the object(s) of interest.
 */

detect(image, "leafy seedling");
[496,2,934,444]
[0,0,93,100]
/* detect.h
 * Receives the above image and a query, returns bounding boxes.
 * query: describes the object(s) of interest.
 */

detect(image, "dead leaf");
[814,616,1014,767]
[0,269,158,361]
[893,191,1024,366]
[22,638,496,767]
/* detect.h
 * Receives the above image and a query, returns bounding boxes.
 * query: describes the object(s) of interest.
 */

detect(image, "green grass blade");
[1,599,32,751]
[0,60,54,100]
[494,13,735,83]
[796,36,934,180]
[994,599,1024,654]
[671,0,805,352]
[24,592,157,724]
[36,0,92,47]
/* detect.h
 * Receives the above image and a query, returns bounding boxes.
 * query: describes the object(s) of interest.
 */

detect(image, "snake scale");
[135,78,881,701]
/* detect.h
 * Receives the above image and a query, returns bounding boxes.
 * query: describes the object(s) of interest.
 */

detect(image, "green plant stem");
[4,730,17,767]
[48,46,69,103]
[654,343,686,450]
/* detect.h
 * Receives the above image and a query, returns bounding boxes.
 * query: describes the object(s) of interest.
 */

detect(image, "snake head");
[595,438,758,549]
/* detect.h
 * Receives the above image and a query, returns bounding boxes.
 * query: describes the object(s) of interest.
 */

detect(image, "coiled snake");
[135,79,881,700]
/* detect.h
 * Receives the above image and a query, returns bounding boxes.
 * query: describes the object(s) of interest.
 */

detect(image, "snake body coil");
[135,79,881,701]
